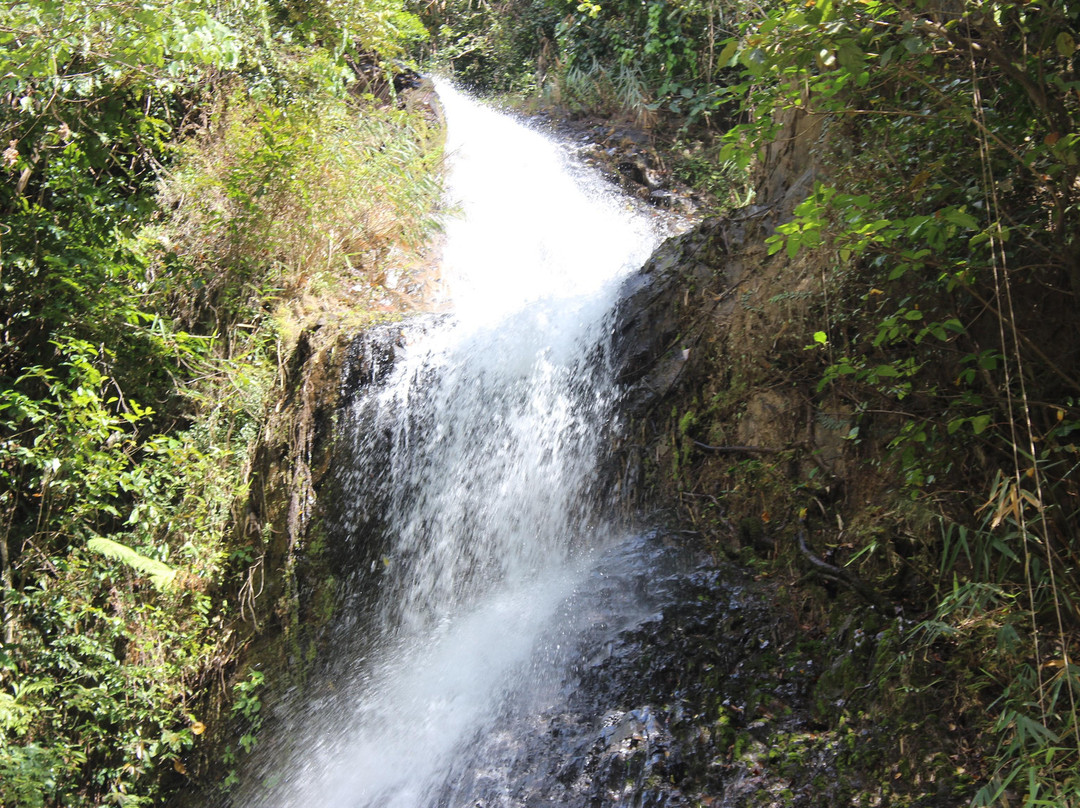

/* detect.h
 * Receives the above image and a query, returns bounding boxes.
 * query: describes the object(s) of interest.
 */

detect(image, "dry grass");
[155,87,445,337]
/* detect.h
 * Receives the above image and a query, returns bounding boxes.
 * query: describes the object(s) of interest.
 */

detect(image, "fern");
[86,537,177,590]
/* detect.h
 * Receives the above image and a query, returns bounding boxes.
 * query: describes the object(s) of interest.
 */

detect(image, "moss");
[732,732,751,760]
[678,408,698,436]
[311,575,339,625]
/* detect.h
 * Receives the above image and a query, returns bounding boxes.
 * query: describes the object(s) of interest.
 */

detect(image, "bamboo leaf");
[1014,712,1060,744]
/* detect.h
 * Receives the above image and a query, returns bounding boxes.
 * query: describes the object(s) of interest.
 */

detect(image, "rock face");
[611,215,757,407]
[601,211,774,515]
[591,107,977,803]
[317,316,449,619]
[423,530,955,808]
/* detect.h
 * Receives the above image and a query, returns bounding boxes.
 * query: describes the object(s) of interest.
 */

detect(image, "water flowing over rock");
[224,80,666,807]
[210,85,964,808]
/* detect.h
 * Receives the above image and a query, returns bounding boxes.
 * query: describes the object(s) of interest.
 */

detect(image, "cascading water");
[230,82,671,808]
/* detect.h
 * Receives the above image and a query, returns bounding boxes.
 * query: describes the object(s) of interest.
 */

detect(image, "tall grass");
[157,89,444,334]
[546,58,656,126]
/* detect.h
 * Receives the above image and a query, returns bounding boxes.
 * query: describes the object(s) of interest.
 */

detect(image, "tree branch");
[691,440,784,454]
[797,525,893,614]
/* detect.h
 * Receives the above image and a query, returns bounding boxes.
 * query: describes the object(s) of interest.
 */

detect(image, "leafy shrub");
[718,1,1080,800]
[0,0,439,802]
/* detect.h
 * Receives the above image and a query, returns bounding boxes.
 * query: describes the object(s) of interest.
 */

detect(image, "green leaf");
[86,537,177,589]
[786,235,800,259]
[969,414,992,435]
[813,331,828,345]
[837,41,864,71]
[718,39,738,66]
[1056,31,1076,57]
[942,208,978,229]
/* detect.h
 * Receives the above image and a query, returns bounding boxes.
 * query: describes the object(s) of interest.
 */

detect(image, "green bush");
[718,2,1080,800]
[0,0,439,802]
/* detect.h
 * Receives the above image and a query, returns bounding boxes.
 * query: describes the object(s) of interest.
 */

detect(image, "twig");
[797,525,893,614]
[692,440,783,454]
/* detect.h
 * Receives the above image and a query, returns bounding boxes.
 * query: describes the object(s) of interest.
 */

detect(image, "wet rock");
[338,322,407,401]
[401,76,446,131]
[422,533,805,807]
[337,315,446,405]
[426,528,965,808]
[543,116,698,214]
[610,217,732,411]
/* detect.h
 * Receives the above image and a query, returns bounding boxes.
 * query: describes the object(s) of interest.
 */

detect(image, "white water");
[234,82,663,807]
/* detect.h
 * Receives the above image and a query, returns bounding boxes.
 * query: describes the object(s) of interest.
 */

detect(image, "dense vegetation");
[0,0,440,803]
[719,4,1080,803]
[4,0,1080,803]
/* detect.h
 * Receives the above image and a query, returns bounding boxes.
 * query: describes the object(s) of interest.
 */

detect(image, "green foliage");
[0,329,255,804]
[158,89,442,329]
[413,0,562,93]
[543,0,748,120]
[669,139,746,207]
[275,0,426,56]
[413,0,752,123]
[716,0,1080,800]
[0,0,440,803]
[232,670,266,753]
[86,538,178,590]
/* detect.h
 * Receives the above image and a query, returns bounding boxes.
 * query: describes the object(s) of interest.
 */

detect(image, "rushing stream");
[227,83,722,807]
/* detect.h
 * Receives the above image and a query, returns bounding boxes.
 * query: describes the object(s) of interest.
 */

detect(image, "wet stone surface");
[517,110,700,218]
[425,530,839,808]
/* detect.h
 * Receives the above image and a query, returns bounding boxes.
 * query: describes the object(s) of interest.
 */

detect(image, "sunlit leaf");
[86,536,177,589]
[718,39,738,67]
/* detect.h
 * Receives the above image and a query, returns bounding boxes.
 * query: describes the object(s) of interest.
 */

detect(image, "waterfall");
[232,82,666,807]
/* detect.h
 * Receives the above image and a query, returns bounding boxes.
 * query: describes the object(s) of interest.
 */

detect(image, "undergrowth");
[711,2,1080,802]
[0,0,441,802]
[157,87,443,337]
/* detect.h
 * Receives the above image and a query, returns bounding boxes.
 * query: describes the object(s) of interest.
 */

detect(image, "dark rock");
[338,322,406,401]
[425,530,915,808]
[610,217,731,411]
